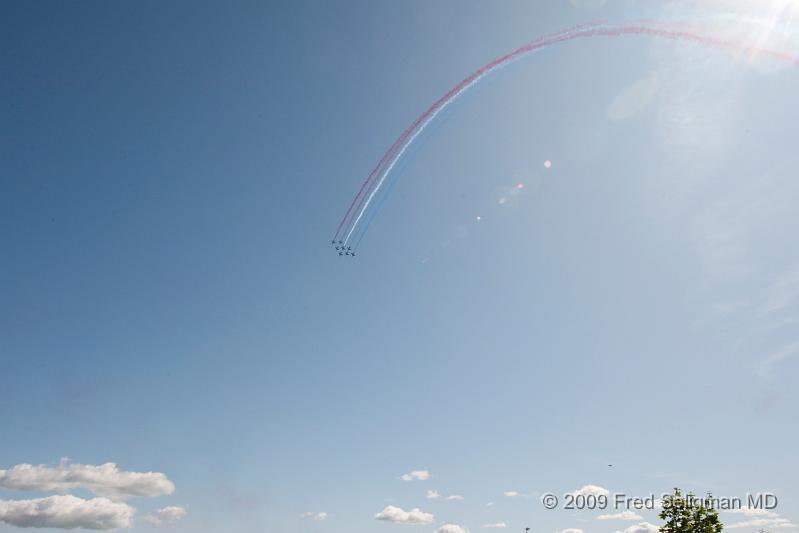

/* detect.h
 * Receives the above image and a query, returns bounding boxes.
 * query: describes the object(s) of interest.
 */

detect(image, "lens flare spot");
[516,182,525,189]
[498,197,507,205]
[544,160,552,169]
[476,216,482,221]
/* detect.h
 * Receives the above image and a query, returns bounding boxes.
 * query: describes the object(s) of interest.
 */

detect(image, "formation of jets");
[331,240,355,256]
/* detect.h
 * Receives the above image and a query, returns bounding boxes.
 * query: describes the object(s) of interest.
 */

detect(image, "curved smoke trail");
[332,22,603,246]
[334,21,799,252]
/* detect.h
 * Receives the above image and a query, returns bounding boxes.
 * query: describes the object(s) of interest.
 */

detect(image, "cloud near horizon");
[426,490,463,500]
[612,522,660,533]
[400,470,430,482]
[725,507,778,517]
[301,511,328,522]
[0,495,134,531]
[725,517,797,529]
[0,460,175,500]
[435,524,469,533]
[374,505,434,524]
[143,506,188,527]
[569,485,610,497]
[598,511,643,521]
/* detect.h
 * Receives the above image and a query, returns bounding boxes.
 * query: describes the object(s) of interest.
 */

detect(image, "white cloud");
[597,511,643,521]
[483,522,507,528]
[374,505,434,524]
[143,506,187,527]
[0,495,134,530]
[612,522,660,533]
[156,506,186,523]
[446,495,464,501]
[726,518,797,529]
[143,515,160,527]
[401,470,431,482]
[435,524,469,533]
[426,490,441,499]
[554,529,583,533]
[569,485,610,498]
[301,511,327,522]
[726,507,778,517]
[486,502,494,507]
[0,460,175,500]
[503,491,519,498]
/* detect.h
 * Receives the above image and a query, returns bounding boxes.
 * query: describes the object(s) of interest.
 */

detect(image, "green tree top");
[659,488,724,533]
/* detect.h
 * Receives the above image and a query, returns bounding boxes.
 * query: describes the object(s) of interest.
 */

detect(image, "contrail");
[334,22,603,244]
[335,20,799,252]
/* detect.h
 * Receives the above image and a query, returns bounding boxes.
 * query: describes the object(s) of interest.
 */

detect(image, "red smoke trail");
[333,23,604,243]
[337,22,799,249]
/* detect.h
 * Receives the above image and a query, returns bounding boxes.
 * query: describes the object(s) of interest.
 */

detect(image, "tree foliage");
[659,488,724,533]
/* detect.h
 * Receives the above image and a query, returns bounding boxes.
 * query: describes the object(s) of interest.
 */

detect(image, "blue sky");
[2,1,799,532]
